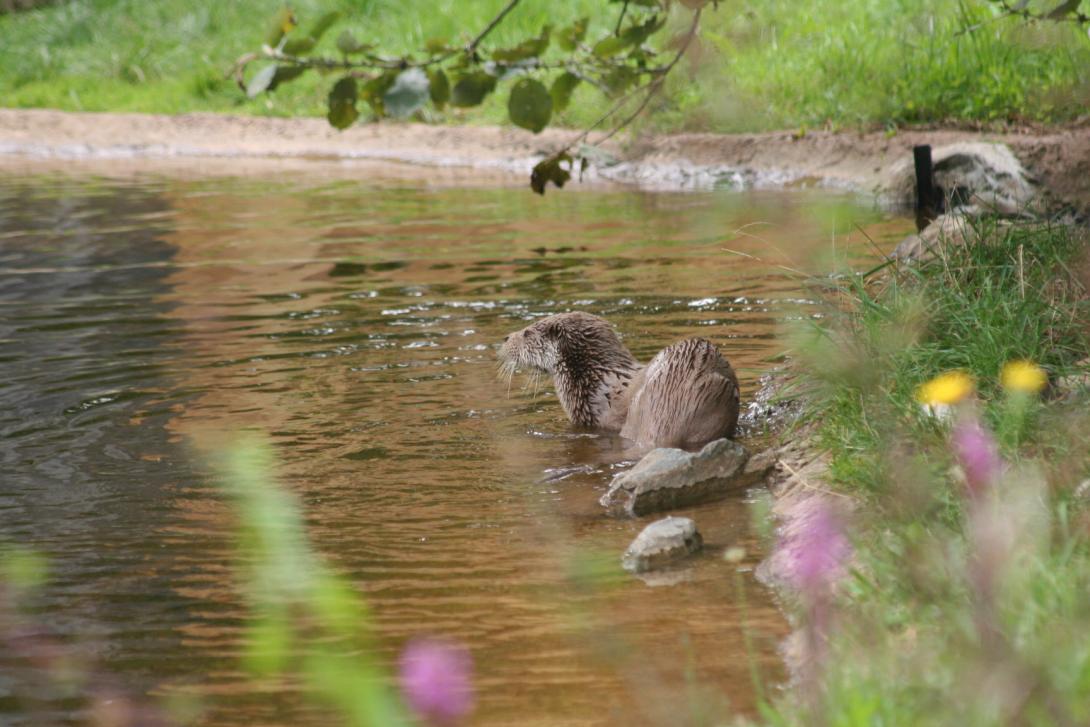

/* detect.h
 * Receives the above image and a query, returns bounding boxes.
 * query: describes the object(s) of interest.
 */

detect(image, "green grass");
[663,0,1090,132]
[803,219,1088,496]
[761,221,1090,724]
[1,0,1088,132]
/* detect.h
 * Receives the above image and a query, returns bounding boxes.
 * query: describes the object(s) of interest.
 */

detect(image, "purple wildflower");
[776,499,851,698]
[952,418,1002,498]
[398,638,474,726]
[786,501,851,594]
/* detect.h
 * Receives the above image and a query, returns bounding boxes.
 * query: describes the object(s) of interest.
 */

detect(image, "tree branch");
[467,0,523,53]
[614,0,630,35]
[563,7,703,153]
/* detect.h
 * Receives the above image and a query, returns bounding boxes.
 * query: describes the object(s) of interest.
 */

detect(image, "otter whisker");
[496,358,518,399]
[529,370,541,401]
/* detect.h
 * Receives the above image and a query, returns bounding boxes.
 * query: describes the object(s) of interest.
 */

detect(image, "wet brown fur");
[498,312,739,450]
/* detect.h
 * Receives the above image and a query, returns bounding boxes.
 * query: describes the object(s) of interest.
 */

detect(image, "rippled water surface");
[0,158,911,726]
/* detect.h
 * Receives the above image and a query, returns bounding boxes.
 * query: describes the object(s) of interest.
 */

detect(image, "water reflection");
[0,161,912,726]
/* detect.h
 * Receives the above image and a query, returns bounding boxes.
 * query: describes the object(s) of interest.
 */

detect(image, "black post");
[913,144,942,230]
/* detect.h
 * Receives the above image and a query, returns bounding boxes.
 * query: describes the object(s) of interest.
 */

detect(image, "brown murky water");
[0,158,911,726]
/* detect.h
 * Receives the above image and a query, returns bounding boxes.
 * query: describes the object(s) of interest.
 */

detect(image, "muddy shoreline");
[2,109,1088,211]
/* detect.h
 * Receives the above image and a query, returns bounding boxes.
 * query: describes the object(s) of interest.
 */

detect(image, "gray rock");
[621,516,703,573]
[1054,358,1090,400]
[1073,479,1090,501]
[738,369,802,436]
[880,142,1039,216]
[600,438,761,517]
[634,568,696,587]
[892,212,975,261]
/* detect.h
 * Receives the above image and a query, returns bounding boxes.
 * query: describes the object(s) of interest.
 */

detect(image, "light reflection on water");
[0,160,912,726]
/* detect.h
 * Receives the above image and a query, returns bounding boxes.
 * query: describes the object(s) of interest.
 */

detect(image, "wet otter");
[498,312,739,450]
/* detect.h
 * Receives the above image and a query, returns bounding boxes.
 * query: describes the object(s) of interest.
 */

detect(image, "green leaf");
[531,152,573,195]
[268,64,307,91]
[624,14,667,45]
[508,78,552,133]
[425,37,452,54]
[327,77,359,129]
[306,11,341,43]
[359,72,396,116]
[491,24,552,62]
[428,69,450,109]
[549,71,580,112]
[592,35,628,58]
[557,17,589,51]
[265,6,297,47]
[336,30,369,55]
[282,37,316,55]
[246,63,278,98]
[451,71,496,107]
[1047,0,1081,19]
[593,14,665,57]
[383,68,430,118]
[602,66,638,96]
[282,11,340,55]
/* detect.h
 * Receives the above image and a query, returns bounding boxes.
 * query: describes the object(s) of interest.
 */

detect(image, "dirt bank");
[1,109,1088,210]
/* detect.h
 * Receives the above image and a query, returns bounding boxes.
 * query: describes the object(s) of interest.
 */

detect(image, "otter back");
[620,338,739,450]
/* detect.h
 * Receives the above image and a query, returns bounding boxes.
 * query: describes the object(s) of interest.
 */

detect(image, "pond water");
[0,158,911,726]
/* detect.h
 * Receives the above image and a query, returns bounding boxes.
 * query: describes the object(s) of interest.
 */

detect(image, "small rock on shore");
[621,516,703,573]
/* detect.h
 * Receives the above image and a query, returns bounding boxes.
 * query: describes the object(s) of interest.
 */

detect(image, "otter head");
[498,312,639,428]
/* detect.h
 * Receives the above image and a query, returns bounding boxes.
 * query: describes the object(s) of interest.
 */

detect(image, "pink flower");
[952,419,1002,498]
[786,501,851,594]
[398,638,474,725]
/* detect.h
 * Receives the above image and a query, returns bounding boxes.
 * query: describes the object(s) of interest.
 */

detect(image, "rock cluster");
[881,142,1039,218]
[884,142,1041,263]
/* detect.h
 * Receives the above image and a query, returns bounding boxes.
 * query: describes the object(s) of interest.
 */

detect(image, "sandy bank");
[1,109,1087,210]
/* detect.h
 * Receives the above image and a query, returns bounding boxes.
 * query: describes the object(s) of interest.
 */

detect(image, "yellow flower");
[916,371,975,406]
[1001,360,1047,394]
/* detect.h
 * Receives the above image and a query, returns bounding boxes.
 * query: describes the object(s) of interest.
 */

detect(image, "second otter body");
[499,312,739,450]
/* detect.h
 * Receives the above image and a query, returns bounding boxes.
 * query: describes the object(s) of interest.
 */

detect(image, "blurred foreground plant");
[219,435,473,727]
[763,219,1090,725]
[0,550,179,726]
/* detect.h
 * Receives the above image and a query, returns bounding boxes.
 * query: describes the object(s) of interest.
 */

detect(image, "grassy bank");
[1,0,1088,133]
[761,221,1090,724]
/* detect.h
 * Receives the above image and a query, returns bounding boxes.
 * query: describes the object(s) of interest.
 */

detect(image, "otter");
[498,312,739,450]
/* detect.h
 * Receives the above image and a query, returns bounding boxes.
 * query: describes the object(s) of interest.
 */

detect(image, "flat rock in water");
[600,438,764,517]
[621,516,703,573]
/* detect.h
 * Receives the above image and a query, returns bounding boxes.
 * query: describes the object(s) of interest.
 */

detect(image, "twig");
[778,460,853,500]
[468,0,523,53]
[231,52,258,91]
[614,0,630,35]
[558,7,703,156]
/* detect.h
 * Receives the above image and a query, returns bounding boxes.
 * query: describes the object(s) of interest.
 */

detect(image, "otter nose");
[503,335,510,343]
